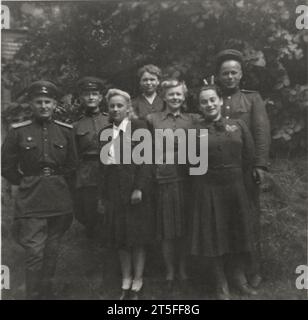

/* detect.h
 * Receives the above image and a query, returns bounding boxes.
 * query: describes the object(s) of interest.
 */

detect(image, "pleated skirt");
[155,180,187,241]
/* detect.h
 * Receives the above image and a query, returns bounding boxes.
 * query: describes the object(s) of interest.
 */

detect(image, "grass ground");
[1,157,307,300]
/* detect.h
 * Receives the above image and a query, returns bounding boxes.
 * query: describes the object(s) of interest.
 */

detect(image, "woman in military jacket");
[189,84,257,300]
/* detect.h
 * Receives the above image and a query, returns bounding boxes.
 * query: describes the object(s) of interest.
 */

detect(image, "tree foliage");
[2,0,307,155]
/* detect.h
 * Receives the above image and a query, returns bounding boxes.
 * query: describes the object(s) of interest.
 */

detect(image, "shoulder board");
[241,89,257,94]
[102,112,108,116]
[11,120,32,129]
[54,120,73,129]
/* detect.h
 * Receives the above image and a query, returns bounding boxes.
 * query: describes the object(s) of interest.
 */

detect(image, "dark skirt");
[104,166,154,248]
[189,168,255,257]
[155,180,187,241]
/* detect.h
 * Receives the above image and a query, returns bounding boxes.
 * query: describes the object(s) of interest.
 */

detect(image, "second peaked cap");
[77,76,105,92]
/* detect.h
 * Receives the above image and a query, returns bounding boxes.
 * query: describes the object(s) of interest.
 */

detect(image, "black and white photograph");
[1,0,307,302]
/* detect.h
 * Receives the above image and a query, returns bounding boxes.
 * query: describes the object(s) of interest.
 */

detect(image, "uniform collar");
[202,115,226,131]
[84,108,101,117]
[161,108,186,120]
[33,116,53,126]
[221,87,240,97]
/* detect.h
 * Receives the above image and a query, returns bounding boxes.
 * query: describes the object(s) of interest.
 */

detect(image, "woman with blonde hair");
[99,88,154,300]
[146,79,197,296]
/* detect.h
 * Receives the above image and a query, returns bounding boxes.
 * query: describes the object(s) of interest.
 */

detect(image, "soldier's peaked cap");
[28,80,60,100]
[216,49,244,68]
[77,76,104,92]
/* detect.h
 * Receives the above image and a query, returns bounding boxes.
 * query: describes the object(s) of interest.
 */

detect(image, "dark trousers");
[13,214,72,299]
[74,186,99,232]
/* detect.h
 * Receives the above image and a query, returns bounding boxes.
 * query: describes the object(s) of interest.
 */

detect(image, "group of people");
[2,49,271,300]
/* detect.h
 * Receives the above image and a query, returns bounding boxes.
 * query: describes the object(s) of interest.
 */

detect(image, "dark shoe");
[237,283,258,296]
[25,271,41,300]
[119,289,130,300]
[178,278,191,295]
[130,289,142,300]
[163,280,175,299]
[40,281,56,300]
[249,274,262,289]
[166,279,175,291]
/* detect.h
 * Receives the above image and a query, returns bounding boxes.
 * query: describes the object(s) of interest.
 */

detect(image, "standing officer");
[73,77,109,238]
[215,49,271,289]
[1,80,78,299]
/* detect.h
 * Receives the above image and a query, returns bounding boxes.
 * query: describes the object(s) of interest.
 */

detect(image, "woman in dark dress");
[190,84,257,299]
[147,79,196,294]
[132,64,164,120]
[99,89,153,300]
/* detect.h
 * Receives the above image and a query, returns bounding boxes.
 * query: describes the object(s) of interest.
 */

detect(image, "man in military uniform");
[73,77,109,238]
[216,49,271,289]
[2,80,78,299]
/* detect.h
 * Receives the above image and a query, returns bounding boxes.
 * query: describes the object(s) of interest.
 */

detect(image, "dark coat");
[132,94,164,120]
[98,118,154,247]
[1,119,78,218]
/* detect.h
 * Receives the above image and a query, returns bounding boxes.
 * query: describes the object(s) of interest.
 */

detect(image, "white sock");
[121,278,132,290]
[131,279,143,292]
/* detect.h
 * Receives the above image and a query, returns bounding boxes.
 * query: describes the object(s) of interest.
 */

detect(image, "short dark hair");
[137,64,162,80]
[199,84,223,99]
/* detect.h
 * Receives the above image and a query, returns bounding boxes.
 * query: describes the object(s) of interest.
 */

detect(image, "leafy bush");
[2,0,307,156]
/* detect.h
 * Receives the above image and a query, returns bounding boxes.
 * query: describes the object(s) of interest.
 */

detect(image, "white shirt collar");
[143,92,157,105]
[113,117,129,133]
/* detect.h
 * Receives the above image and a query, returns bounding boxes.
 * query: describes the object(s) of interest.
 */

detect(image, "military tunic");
[2,118,78,218]
[73,111,109,231]
[132,94,164,120]
[221,89,270,169]
[1,117,77,299]
[221,89,270,276]
[190,117,256,257]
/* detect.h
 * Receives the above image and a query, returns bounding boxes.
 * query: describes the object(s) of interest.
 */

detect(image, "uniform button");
[226,116,230,119]
[44,153,48,157]
[43,127,47,130]
[44,138,48,142]
[227,96,231,99]
[226,106,230,109]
